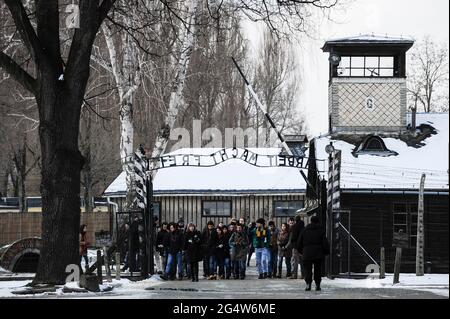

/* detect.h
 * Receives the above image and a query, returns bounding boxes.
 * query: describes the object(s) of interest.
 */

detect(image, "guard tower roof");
[322,34,415,52]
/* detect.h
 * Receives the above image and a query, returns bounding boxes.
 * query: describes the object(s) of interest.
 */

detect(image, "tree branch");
[4,0,43,64]
[0,51,37,95]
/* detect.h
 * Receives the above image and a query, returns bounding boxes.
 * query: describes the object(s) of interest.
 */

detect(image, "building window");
[273,201,304,217]
[393,202,420,248]
[338,56,394,77]
[202,201,232,217]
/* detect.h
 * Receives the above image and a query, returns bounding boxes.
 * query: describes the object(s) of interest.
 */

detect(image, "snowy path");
[0,265,447,299]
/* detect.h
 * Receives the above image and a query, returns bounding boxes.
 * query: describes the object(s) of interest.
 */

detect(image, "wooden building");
[310,35,449,274]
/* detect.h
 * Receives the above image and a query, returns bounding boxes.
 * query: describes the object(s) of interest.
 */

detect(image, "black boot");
[305,284,312,291]
[258,274,264,279]
[315,283,321,291]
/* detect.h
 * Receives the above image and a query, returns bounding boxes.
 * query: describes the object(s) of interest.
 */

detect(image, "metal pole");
[147,171,155,276]
[416,174,426,276]
[328,151,333,278]
[348,210,351,278]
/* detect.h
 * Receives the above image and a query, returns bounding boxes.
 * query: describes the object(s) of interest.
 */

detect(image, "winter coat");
[79,232,89,256]
[297,224,330,261]
[252,227,271,249]
[156,230,169,254]
[201,228,218,256]
[164,230,184,255]
[183,230,202,263]
[277,230,292,258]
[229,231,249,260]
[289,220,305,249]
[269,228,279,253]
[215,234,231,260]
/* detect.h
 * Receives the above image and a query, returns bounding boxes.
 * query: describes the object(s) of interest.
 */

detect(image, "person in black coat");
[201,221,218,279]
[297,216,330,291]
[184,223,202,282]
[156,222,169,274]
[161,223,184,280]
[289,216,305,279]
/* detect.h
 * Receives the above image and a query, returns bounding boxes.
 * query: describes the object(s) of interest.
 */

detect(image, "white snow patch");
[327,273,449,297]
[315,113,449,190]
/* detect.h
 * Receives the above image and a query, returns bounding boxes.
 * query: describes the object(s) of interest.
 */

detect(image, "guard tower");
[322,35,414,135]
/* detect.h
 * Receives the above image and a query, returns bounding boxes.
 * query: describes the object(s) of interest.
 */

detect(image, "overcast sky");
[298,0,450,136]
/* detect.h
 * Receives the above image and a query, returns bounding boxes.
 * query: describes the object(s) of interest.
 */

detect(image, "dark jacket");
[269,228,279,252]
[201,228,218,255]
[164,230,184,255]
[229,231,249,260]
[156,229,169,254]
[277,230,292,258]
[215,233,230,260]
[289,220,305,249]
[297,224,330,261]
[183,230,202,263]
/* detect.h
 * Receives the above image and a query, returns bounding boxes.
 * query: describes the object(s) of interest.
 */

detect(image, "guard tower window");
[337,56,394,77]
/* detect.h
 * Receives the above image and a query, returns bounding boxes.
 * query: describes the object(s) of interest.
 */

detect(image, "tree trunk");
[81,114,93,214]
[33,80,83,285]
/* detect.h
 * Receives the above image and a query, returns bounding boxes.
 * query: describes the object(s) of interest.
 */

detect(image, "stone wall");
[0,212,111,247]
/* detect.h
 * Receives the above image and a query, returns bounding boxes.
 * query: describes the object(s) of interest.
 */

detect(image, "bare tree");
[0,0,340,285]
[408,36,449,113]
[253,29,305,146]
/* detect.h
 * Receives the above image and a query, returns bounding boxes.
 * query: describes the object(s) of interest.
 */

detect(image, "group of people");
[154,215,329,291]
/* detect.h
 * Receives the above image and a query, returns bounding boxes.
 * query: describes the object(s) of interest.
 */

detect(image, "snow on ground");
[327,274,449,297]
[0,273,447,298]
[0,277,165,299]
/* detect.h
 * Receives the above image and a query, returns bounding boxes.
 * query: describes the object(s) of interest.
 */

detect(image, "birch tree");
[148,0,200,176]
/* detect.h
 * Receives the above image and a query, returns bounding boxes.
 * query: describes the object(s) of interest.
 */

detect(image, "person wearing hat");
[251,218,271,279]
[297,216,330,291]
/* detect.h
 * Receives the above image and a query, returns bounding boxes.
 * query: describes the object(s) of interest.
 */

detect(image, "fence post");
[116,252,121,280]
[380,247,385,279]
[103,246,112,283]
[96,249,103,284]
[393,247,402,284]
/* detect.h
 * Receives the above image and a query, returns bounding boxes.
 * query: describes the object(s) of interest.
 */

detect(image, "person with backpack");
[252,218,271,279]
[297,216,330,291]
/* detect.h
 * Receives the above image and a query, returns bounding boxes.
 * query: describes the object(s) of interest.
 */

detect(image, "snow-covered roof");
[104,148,308,196]
[322,34,414,51]
[314,113,449,191]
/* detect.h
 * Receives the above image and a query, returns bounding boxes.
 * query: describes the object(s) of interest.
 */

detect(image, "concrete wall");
[329,77,407,133]
[0,212,111,247]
